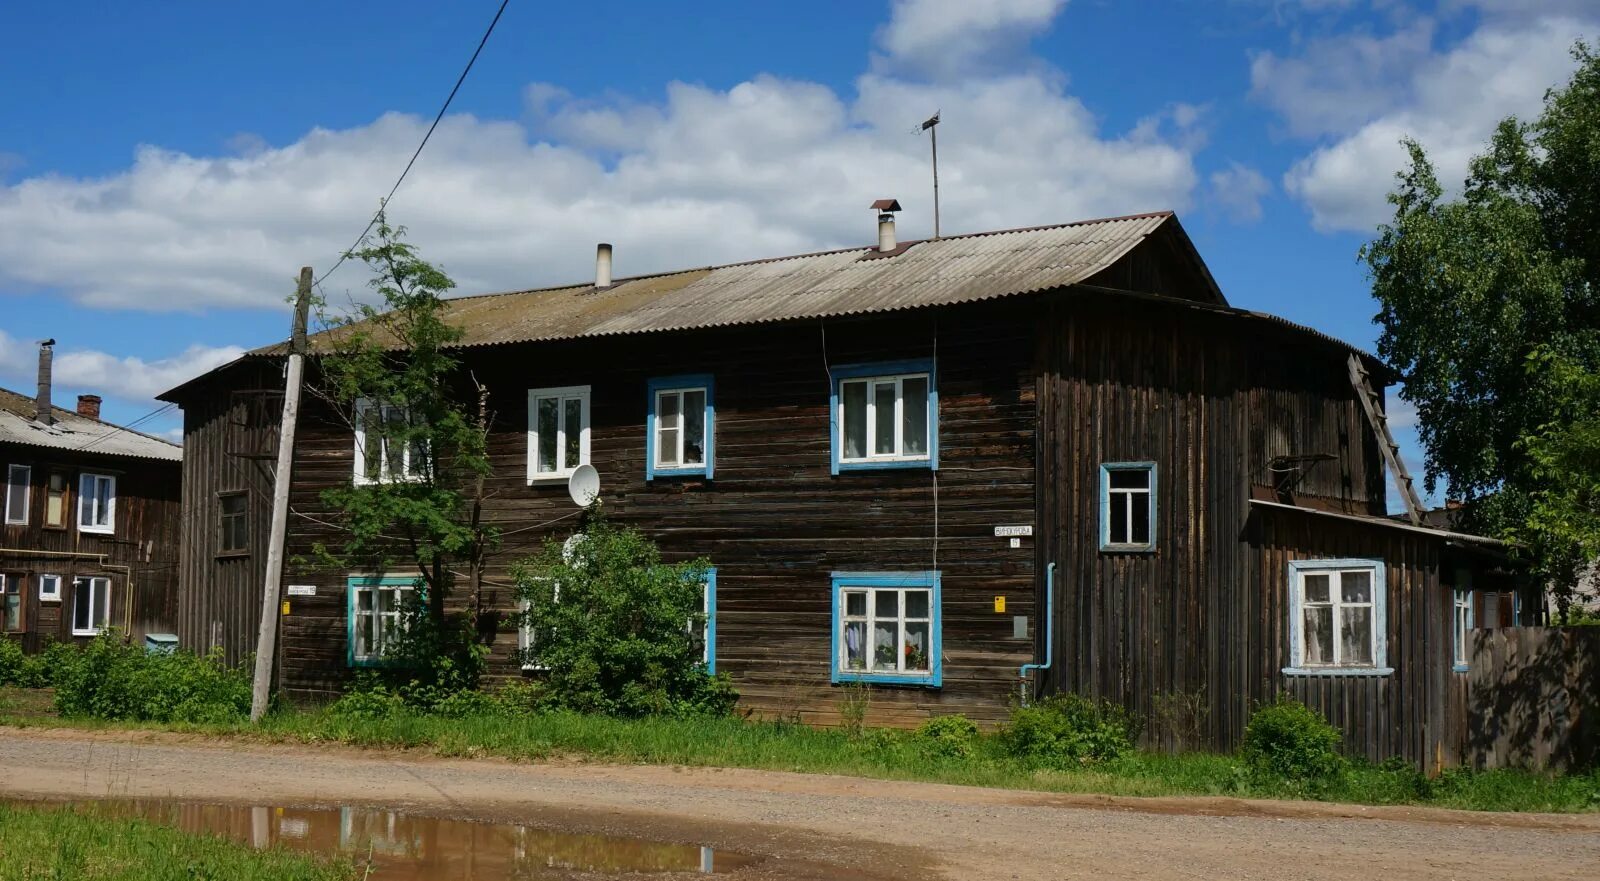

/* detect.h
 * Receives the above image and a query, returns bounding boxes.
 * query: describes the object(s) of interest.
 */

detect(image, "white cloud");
[1209,162,1273,223]
[0,329,241,403]
[0,0,1201,312]
[1265,11,1598,232]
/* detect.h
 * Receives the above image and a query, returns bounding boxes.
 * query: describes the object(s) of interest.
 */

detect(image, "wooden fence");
[1466,627,1599,771]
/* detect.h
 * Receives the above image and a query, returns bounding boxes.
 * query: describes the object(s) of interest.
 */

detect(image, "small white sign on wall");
[285,585,317,597]
[994,525,1033,538]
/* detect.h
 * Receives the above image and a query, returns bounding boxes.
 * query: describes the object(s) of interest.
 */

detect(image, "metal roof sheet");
[0,387,182,462]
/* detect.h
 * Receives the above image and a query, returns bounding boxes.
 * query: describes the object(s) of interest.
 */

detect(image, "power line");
[76,402,178,452]
[314,0,512,289]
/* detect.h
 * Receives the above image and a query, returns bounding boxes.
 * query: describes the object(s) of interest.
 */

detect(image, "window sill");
[1100,543,1155,554]
[648,466,711,480]
[527,472,581,486]
[1452,663,1470,673]
[833,670,941,687]
[1281,666,1394,677]
[39,598,61,604]
[78,526,114,536]
[215,551,250,560]
[834,457,934,474]
[71,629,103,638]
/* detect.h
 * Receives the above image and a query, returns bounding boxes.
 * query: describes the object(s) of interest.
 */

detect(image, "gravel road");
[2,727,1597,880]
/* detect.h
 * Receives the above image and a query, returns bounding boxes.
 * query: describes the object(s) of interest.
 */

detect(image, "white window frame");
[1452,587,1474,672]
[837,372,933,464]
[1285,559,1391,676]
[77,473,116,535]
[831,572,942,686]
[0,573,21,633]
[5,464,30,525]
[526,385,591,483]
[71,575,111,636]
[517,578,560,671]
[353,399,427,485]
[348,576,415,665]
[38,573,62,603]
[649,383,712,477]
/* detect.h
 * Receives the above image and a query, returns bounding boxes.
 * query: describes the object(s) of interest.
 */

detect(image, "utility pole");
[250,267,312,722]
[921,111,941,239]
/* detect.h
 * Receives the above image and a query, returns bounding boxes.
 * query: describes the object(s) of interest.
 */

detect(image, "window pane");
[355,611,372,658]
[1303,606,1333,665]
[905,590,929,619]
[96,479,112,526]
[657,392,681,467]
[408,439,428,478]
[1108,492,1129,544]
[3,593,19,632]
[683,390,706,465]
[904,621,930,671]
[873,382,896,455]
[1109,468,1149,490]
[844,591,866,617]
[875,591,898,619]
[901,377,928,456]
[1303,573,1331,604]
[658,427,680,466]
[1341,570,1372,604]
[842,382,867,459]
[362,409,383,481]
[73,580,90,630]
[78,476,94,526]
[46,474,65,527]
[221,494,246,516]
[5,469,25,521]
[92,581,109,629]
[537,398,558,472]
[383,409,406,476]
[872,621,897,670]
[658,392,681,431]
[1341,606,1373,665]
[1130,492,1151,545]
[843,621,865,670]
[564,398,583,469]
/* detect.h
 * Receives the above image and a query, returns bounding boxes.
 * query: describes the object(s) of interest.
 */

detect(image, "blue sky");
[1,0,1595,504]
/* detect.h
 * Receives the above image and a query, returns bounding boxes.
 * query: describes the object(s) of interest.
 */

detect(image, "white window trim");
[5,464,30,525]
[517,578,559,671]
[348,577,415,665]
[352,399,428,485]
[837,372,933,464]
[71,576,111,636]
[1284,559,1392,676]
[526,385,591,483]
[39,573,62,603]
[77,473,116,535]
[652,387,709,471]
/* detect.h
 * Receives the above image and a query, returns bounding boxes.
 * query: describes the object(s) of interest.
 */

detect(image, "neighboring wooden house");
[1,343,183,650]
[160,209,1530,766]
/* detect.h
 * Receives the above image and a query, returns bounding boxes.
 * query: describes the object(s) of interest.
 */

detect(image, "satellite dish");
[567,464,600,507]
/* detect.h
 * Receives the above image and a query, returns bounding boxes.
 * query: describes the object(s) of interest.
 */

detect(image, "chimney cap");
[38,338,55,347]
[870,199,902,213]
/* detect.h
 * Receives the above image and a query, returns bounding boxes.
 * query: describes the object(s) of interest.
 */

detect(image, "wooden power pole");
[250,267,313,722]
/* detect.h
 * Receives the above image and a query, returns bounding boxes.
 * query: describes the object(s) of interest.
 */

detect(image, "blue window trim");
[1283,559,1393,677]
[346,574,420,668]
[1452,587,1474,673]
[829,359,938,475]
[1099,462,1157,552]
[646,374,715,480]
[829,571,942,687]
[702,567,717,675]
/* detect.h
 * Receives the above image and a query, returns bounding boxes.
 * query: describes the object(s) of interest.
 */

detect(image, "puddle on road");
[7,798,760,878]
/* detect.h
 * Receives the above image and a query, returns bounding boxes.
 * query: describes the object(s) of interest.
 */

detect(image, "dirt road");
[2,727,1597,880]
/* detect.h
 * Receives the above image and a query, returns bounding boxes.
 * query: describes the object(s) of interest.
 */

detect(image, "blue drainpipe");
[1018,562,1055,706]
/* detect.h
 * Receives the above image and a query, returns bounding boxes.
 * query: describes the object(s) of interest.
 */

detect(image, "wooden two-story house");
[160,209,1528,767]
[1,342,183,650]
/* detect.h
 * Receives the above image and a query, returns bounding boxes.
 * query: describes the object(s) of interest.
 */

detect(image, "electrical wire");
[313,0,512,289]
[75,402,178,452]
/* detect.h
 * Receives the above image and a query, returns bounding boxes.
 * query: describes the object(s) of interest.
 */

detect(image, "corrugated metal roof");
[1250,499,1506,548]
[0,387,182,462]
[274,211,1190,354]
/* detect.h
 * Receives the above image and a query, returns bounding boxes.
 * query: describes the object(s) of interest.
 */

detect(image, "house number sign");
[286,585,317,597]
[993,525,1033,537]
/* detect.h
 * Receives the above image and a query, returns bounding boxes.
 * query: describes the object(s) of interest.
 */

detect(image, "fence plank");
[1467,626,1599,770]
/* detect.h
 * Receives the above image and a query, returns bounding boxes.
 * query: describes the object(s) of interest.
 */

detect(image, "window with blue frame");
[830,360,937,473]
[1285,559,1391,676]
[647,375,714,479]
[348,575,418,666]
[1100,462,1155,551]
[690,567,717,673]
[831,572,940,686]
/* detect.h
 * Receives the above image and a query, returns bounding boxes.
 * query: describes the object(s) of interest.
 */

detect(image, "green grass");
[0,802,358,880]
[3,687,1597,814]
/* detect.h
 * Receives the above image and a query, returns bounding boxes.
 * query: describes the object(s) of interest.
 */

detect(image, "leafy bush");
[513,514,738,717]
[326,679,407,721]
[1000,694,1138,766]
[359,591,489,712]
[916,714,980,760]
[1241,695,1346,792]
[52,632,251,724]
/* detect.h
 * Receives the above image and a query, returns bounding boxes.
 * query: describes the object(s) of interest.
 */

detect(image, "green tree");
[312,211,498,689]
[1361,44,1600,607]
[512,513,736,717]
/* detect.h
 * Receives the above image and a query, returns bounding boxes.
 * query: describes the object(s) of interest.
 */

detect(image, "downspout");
[1019,562,1055,706]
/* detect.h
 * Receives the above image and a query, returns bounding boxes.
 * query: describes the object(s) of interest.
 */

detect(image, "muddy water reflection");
[46,799,758,878]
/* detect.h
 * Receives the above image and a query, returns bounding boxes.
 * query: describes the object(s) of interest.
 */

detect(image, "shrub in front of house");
[52,633,251,724]
[1240,694,1346,792]
[999,693,1138,766]
[916,714,980,760]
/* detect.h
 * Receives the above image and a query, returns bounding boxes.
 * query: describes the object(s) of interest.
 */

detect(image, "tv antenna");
[920,111,941,239]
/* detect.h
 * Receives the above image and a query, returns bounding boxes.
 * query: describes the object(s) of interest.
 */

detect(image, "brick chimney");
[76,395,102,420]
[35,340,55,426]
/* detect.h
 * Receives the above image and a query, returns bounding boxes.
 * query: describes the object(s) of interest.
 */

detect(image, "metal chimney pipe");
[36,339,55,426]
[595,243,613,289]
[877,213,897,252]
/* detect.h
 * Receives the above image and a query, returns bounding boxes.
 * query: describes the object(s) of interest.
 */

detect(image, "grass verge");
[0,801,358,880]
[4,688,1597,815]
